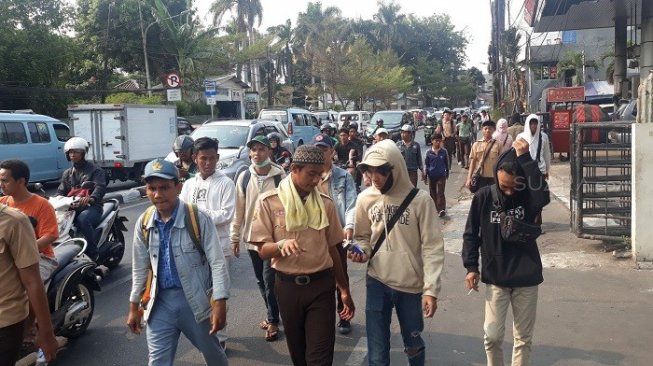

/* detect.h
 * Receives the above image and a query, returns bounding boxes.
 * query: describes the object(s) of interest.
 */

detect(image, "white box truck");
[67,104,177,183]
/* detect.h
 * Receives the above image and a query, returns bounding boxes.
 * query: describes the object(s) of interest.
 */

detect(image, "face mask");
[254,158,271,168]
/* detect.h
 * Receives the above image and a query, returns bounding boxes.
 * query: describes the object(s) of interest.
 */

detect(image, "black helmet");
[173,135,194,153]
[267,132,282,144]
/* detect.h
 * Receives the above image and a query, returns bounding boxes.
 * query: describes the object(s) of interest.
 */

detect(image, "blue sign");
[204,80,217,97]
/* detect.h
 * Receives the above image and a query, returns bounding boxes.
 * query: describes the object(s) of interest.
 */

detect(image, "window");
[53,123,70,142]
[28,122,51,143]
[0,122,28,144]
[291,113,306,126]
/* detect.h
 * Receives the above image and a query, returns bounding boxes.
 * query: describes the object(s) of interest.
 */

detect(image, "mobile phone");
[344,240,365,255]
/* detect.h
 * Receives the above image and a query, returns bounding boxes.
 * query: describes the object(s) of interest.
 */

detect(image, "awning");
[534,0,642,32]
[584,80,613,102]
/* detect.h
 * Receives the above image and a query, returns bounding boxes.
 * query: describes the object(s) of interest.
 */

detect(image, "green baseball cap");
[246,135,271,148]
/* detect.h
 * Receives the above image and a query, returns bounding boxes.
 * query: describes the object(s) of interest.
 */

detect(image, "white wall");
[632,123,653,262]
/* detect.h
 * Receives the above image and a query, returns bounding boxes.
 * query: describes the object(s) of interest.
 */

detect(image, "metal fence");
[570,122,632,240]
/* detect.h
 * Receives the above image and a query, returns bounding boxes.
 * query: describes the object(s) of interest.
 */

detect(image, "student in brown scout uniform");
[248,144,355,366]
[466,120,503,192]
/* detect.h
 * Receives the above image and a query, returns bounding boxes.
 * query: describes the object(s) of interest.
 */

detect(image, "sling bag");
[469,140,496,193]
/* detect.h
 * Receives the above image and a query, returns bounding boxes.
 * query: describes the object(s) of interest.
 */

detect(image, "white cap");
[374,128,389,137]
[400,124,414,132]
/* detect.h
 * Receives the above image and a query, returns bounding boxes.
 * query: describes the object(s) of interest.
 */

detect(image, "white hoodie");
[517,114,551,175]
[180,170,236,257]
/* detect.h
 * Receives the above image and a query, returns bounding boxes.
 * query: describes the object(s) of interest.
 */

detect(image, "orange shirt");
[0,195,58,258]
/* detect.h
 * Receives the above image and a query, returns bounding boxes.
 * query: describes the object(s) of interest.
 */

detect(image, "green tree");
[373,1,407,51]
[557,51,598,86]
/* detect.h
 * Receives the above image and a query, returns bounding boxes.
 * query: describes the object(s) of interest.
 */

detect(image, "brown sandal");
[259,320,271,330]
[265,324,279,342]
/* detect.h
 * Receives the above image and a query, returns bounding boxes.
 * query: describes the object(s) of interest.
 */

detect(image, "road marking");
[345,336,367,366]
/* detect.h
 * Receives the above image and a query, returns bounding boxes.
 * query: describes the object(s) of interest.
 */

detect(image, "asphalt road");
[48,135,470,366]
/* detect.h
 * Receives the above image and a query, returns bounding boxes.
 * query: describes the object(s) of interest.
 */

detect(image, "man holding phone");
[349,140,445,366]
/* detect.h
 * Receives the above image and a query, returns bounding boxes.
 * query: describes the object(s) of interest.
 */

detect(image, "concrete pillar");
[614,16,628,99]
[632,123,653,263]
[641,0,653,84]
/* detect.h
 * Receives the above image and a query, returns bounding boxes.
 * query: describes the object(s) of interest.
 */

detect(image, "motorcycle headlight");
[217,156,236,170]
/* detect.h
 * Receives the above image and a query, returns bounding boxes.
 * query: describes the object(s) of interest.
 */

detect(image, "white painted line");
[345,336,367,366]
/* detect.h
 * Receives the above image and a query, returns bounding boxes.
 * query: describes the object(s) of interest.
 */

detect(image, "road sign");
[206,97,216,105]
[167,88,182,102]
[165,72,182,88]
[204,80,217,97]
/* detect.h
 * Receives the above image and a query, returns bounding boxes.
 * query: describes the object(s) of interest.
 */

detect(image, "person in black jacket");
[462,137,550,366]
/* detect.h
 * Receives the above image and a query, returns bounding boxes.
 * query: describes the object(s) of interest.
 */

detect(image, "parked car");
[363,110,410,145]
[0,112,71,182]
[177,117,194,135]
[258,107,320,148]
[338,111,371,133]
[312,109,338,124]
[166,119,293,181]
[614,99,637,121]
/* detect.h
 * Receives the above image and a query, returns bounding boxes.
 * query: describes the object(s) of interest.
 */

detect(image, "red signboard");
[547,87,585,103]
[524,0,538,26]
[551,110,571,129]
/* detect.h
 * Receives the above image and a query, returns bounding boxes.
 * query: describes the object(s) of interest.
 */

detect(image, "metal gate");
[570,122,632,240]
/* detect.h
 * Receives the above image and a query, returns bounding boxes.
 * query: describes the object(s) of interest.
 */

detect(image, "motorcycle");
[47,237,99,338]
[49,181,128,271]
[424,121,436,145]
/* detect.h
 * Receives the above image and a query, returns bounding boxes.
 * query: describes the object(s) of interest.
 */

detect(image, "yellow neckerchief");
[277,177,329,232]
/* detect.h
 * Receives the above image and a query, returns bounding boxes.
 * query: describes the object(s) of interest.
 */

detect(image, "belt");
[276,268,333,286]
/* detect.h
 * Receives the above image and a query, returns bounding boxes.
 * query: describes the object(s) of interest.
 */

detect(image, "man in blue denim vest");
[126,159,229,366]
[313,133,358,335]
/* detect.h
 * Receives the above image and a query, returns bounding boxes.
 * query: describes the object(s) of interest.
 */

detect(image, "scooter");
[47,237,99,338]
[49,182,128,271]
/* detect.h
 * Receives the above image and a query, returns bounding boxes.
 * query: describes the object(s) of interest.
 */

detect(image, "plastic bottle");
[35,348,48,366]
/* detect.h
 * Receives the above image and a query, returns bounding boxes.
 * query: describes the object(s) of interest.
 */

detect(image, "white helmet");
[64,137,89,154]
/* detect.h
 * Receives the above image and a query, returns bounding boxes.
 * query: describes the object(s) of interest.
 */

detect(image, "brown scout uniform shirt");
[248,190,344,275]
[0,205,40,327]
[470,138,502,178]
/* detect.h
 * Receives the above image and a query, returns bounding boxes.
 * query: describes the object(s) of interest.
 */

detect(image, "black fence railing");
[570,122,632,240]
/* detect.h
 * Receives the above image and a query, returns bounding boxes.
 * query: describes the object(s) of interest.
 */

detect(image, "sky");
[193,0,505,71]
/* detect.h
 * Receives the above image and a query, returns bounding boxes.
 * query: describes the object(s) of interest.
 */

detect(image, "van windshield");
[192,125,249,149]
[340,114,360,121]
[369,112,403,128]
[259,111,288,124]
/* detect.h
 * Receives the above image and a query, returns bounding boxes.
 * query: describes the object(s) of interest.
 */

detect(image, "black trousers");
[0,319,26,366]
[276,271,336,366]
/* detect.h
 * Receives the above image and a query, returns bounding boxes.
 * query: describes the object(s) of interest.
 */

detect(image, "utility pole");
[497,0,506,109]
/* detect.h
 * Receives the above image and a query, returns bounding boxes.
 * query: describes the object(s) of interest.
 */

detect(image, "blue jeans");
[147,288,228,366]
[366,275,425,366]
[248,249,279,324]
[75,205,102,259]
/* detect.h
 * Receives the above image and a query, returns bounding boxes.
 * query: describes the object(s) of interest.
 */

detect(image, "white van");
[337,111,371,133]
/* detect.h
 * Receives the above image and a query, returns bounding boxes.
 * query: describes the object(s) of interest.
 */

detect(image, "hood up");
[521,114,542,143]
[493,148,528,204]
[359,139,414,198]
[492,118,509,140]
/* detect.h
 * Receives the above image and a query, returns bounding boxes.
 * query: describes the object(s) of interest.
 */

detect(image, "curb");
[104,186,146,205]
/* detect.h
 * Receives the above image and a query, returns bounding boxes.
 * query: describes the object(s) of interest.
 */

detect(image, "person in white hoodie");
[516,114,551,180]
[180,137,236,349]
[230,135,285,342]
[350,139,445,366]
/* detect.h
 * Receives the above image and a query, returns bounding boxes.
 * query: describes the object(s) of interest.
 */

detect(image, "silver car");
[166,119,293,181]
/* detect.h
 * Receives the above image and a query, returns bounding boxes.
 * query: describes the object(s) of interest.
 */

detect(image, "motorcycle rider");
[56,137,106,261]
[171,135,198,183]
[267,132,292,171]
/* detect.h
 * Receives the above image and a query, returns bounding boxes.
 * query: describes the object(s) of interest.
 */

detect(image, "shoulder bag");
[469,140,496,193]
[490,185,541,245]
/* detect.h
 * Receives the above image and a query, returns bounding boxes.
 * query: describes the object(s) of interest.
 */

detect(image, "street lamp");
[138,2,190,96]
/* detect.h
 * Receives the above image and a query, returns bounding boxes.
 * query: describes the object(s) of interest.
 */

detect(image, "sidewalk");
[414,160,653,365]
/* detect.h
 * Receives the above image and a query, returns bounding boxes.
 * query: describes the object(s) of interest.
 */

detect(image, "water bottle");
[36,348,48,366]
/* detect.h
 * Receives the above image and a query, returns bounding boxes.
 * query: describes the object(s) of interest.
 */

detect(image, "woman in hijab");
[492,118,513,153]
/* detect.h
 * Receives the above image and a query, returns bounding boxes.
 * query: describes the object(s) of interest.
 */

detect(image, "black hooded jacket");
[462,149,550,287]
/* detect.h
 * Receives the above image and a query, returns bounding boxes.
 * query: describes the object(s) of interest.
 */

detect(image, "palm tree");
[267,19,294,84]
[294,2,342,76]
[373,0,406,51]
[501,27,524,112]
[209,0,263,78]
[557,51,598,86]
